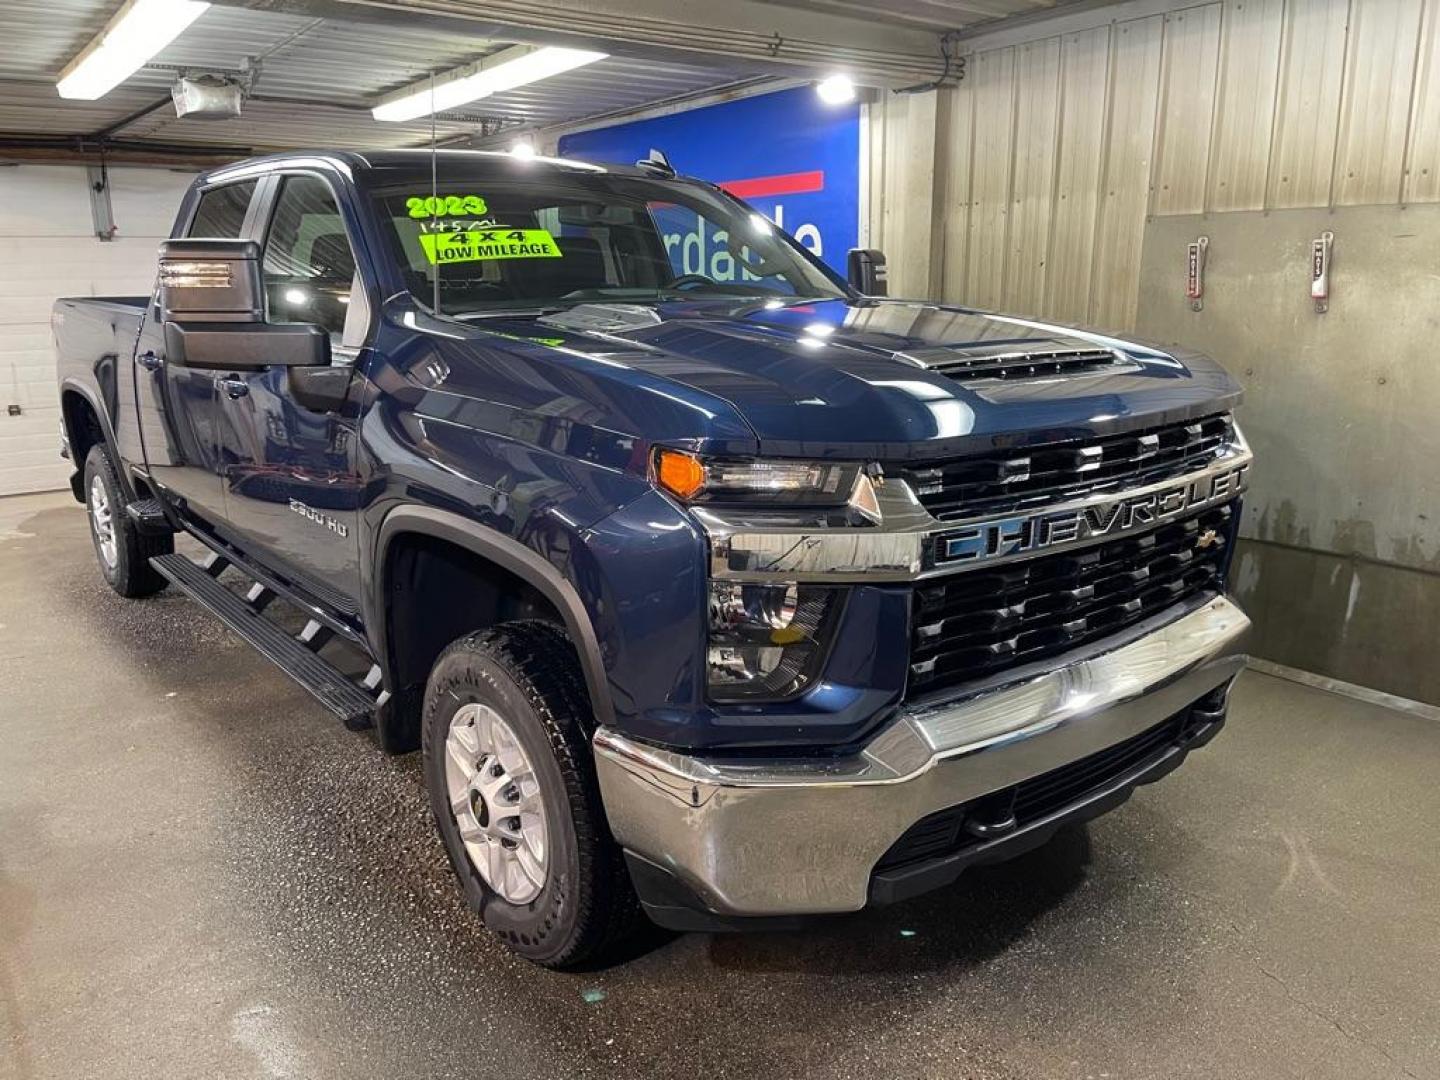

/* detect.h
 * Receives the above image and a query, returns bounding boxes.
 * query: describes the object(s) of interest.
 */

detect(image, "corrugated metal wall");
[868,0,1440,329]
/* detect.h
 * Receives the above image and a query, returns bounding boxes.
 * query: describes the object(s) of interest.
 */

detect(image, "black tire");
[422,620,642,968]
[82,443,172,598]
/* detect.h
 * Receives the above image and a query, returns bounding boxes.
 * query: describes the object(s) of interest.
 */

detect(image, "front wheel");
[83,443,171,598]
[421,621,641,968]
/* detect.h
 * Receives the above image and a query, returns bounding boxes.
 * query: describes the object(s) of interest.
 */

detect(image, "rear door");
[136,178,258,526]
[211,172,366,612]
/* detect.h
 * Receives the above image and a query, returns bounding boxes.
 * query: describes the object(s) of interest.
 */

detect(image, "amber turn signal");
[655,448,706,500]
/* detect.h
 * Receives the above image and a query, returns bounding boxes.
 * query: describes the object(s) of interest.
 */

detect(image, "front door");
[137,179,259,527]
[212,173,365,612]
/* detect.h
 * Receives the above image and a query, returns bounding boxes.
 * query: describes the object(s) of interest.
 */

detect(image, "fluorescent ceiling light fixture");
[373,45,608,122]
[815,74,856,106]
[57,0,210,100]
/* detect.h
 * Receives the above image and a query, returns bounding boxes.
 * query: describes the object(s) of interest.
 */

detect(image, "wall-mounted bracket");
[1186,236,1208,311]
[85,163,116,241]
[1311,231,1334,313]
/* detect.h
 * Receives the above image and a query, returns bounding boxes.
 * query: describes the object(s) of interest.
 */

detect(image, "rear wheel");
[421,621,641,968]
[83,443,171,598]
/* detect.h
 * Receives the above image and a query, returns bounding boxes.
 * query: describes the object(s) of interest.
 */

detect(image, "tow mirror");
[847,248,888,296]
[157,238,329,370]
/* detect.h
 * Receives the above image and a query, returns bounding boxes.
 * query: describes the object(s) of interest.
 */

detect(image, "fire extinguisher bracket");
[1311,231,1334,314]
[1186,236,1208,312]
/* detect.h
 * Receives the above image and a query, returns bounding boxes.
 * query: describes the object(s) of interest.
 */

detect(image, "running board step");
[150,553,377,729]
[125,498,172,534]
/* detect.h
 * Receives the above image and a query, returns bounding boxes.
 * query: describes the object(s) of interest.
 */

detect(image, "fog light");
[707,582,839,701]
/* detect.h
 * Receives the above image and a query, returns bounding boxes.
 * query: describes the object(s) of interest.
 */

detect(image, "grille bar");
[909,504,1234,696]
[904,413,1235,520]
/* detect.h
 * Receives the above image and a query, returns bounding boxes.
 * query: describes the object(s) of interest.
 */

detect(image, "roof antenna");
[429,67,441,317]
[636,148,675,177]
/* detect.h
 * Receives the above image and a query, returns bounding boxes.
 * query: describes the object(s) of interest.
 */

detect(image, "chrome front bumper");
[593,594,1250,918]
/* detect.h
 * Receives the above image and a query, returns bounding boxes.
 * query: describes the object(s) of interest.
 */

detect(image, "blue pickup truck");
[53,149,1252,967]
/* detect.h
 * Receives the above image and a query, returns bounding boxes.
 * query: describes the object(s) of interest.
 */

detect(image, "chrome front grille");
[907,503,1235,698]
[903,413,1235,521]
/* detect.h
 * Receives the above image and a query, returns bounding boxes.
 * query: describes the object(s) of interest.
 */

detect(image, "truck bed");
[54,296,151,481]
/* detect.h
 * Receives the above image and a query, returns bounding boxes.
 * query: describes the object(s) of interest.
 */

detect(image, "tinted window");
[187,181,256,239]
[261,175,357,336]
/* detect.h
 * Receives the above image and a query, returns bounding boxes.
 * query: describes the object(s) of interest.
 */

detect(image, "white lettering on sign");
[662,202,824,284]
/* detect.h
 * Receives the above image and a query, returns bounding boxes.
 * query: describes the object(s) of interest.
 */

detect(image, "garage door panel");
[0,332,54,355]
[0,167,95,238]
[1,166,174,494]
[0,296,56,325]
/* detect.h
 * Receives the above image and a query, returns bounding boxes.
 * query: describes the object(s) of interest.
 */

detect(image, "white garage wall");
[0,164,196,496]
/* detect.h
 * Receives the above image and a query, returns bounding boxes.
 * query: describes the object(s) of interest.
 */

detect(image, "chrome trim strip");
[698,435,1251,583]
[593,595,1250,915]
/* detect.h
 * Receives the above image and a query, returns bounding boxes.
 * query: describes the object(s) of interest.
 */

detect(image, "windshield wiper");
[450,305,571,319]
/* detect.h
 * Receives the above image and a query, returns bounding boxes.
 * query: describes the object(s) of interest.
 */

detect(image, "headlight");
[707,582,840,701]
[654,448,860,506]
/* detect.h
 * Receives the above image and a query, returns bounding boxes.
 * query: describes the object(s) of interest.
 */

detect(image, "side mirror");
[159,238,263,323]
[847,248,888,297]
[157,238,329,370]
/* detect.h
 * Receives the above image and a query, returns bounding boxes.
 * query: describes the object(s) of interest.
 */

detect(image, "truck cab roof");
[198,148,677,189]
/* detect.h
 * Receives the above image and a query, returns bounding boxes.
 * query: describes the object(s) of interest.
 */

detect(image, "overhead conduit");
[230,0,954,87]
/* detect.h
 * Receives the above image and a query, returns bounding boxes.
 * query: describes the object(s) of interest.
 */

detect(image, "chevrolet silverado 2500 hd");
[54,150,1251,967]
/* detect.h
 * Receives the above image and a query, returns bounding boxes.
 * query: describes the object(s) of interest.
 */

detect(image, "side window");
[261,175,357,338]
[187,181,256,238]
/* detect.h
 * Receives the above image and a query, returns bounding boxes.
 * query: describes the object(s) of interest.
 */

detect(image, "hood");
[457,297,1241,462]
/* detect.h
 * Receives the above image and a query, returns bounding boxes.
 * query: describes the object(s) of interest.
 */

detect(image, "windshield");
[368,167,847,317]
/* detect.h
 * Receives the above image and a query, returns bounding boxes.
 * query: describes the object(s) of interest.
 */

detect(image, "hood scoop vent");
[923,346,1125,383]
[538,303,663,334]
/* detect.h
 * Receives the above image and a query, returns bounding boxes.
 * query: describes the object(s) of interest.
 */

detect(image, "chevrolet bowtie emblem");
[1197,528,1219,549]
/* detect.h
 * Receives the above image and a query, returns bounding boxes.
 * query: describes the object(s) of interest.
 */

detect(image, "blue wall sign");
[557,86,859,275]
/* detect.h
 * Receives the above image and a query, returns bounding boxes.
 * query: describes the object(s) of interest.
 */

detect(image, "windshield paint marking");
[417,227,562,265]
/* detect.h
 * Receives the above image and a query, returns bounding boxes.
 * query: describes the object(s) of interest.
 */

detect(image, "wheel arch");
[60,379,134,502]
[371,505,615,747]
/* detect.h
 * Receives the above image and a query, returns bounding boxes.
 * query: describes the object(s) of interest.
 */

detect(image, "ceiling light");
[510,139,537,158]
[57,0,210,100]
[815,74,856,106]
[373,45,607,122]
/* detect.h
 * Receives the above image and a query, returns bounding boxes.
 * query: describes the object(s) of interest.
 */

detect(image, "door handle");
[218,376,250,399]
[137,350,162,372]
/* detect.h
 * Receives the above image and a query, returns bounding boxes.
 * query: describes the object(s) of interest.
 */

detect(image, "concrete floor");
[3,490,1438,1080]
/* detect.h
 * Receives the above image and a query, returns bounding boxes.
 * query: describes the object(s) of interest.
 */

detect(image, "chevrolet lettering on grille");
[939,461,1250,566]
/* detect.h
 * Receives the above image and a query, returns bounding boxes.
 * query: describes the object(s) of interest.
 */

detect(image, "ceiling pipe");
[214,0,954,87]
